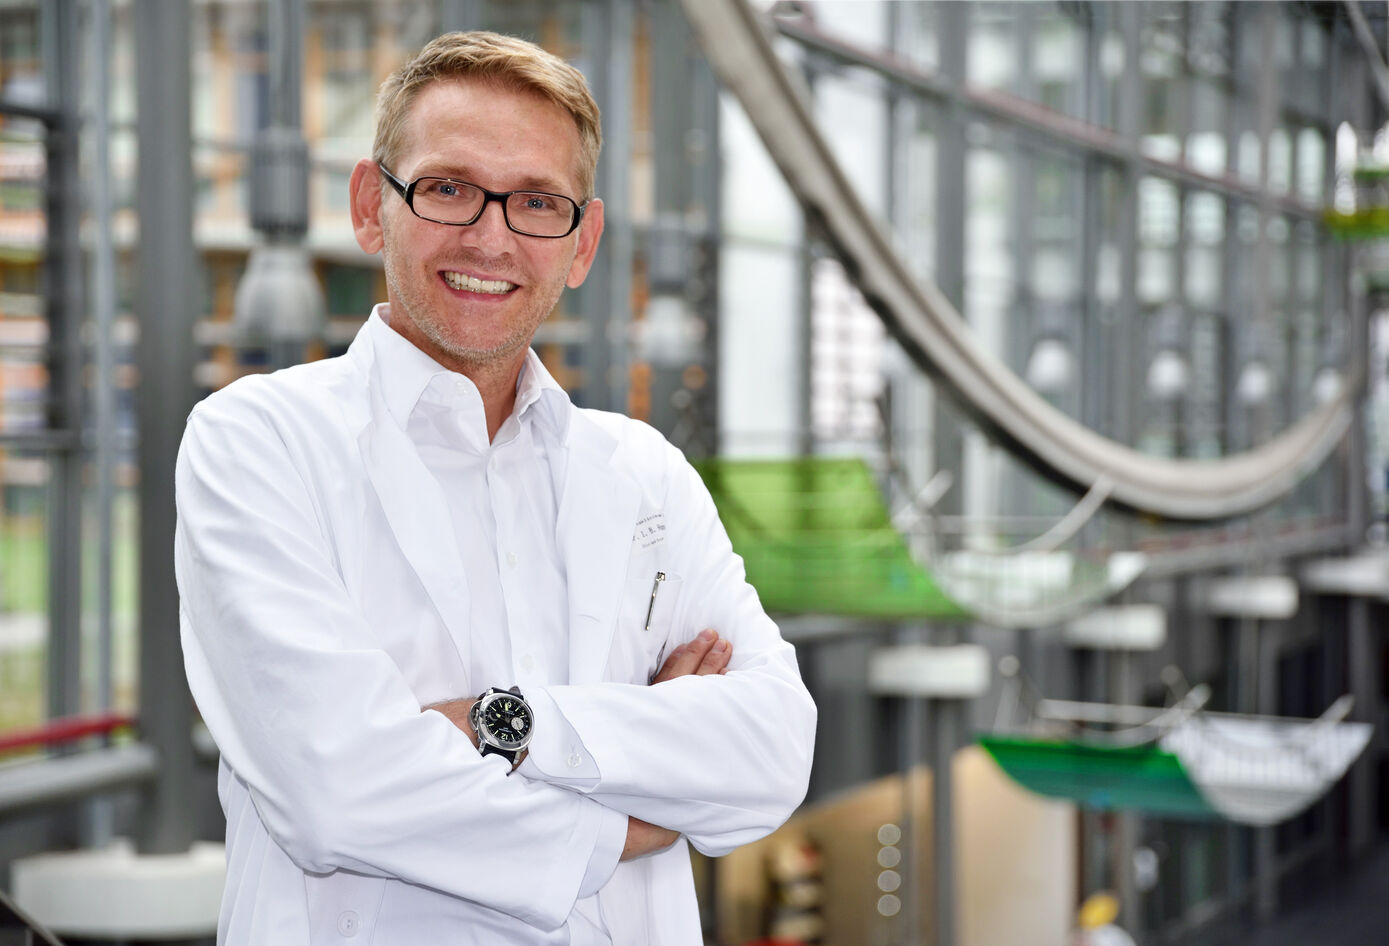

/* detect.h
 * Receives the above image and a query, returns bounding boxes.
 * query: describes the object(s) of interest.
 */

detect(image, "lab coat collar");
[351,315,475,676]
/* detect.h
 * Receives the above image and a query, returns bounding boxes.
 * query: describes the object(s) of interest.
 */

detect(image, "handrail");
[0,713,136,755]
[676,0,1357,521]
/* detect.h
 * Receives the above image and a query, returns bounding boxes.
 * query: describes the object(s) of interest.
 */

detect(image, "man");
[176,29,816,946]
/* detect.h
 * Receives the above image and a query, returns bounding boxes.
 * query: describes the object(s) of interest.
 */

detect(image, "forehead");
[398,77,585,194]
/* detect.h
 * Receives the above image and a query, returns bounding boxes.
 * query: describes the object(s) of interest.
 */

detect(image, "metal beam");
[1343,1,1389,117]
[773,15,1326,223]
[0,745,159,817]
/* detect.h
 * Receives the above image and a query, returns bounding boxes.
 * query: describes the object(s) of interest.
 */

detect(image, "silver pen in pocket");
[643,571,667,632]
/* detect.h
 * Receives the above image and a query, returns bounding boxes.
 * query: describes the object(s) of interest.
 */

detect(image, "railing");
[0,714,156,818]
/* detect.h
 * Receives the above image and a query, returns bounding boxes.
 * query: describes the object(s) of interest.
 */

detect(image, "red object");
[0,713,136,754]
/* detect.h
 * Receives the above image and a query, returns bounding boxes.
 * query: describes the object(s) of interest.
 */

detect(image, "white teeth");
[444,271,515,294]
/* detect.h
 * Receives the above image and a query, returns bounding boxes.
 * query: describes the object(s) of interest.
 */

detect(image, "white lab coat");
[176,319,817,945]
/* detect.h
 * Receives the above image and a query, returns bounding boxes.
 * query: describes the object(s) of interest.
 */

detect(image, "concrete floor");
[1195,842,1389,946]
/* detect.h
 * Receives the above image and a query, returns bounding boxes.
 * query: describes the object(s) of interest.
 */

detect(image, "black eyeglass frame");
[378,164,586,239]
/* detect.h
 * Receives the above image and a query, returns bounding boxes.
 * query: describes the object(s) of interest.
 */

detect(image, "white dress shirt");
[369,307,624,938]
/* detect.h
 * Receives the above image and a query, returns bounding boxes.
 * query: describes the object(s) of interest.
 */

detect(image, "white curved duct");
[678,0,1356,521]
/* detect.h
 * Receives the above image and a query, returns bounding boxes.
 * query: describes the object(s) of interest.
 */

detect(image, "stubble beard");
[381,246,563,372]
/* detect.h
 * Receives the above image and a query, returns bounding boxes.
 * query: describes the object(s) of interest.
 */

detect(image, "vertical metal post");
[930,1,968,530]
[268,0,305,130]
[1113,2,1141,448]
[927,692,959,946]
[1344,30,1376,849]
[1110,649,1138,933]
[690,40,722,453]
[134,0,197,857]
[40,0,84,733]
[87,0,119,850]
[579,0,633,413]
[438,0,482,33]
[796,62,817,458]
[1347,596,1376,857]
[1248,3,1278,449]
[899,646,926,946]
[923,8,969,943]
[647,0,692,438]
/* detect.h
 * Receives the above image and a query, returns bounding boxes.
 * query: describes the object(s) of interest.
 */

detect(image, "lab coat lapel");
[357,402,473,673]
[558,413,641,684]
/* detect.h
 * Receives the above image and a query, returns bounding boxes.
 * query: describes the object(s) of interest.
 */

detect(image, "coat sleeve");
[520,436,817,857]
[176,396,624,931]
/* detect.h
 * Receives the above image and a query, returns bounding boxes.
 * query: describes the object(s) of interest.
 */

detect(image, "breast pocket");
[609,570,684,684]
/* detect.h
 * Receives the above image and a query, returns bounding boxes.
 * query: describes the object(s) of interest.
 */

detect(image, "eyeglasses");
[378,165,585,238]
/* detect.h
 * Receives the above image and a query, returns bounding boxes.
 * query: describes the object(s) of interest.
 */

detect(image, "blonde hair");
[373,31,603,200]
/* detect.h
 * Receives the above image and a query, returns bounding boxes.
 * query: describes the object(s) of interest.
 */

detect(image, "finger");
[697,637,732,675]
[651,630,717,683]
[648,644,684,685]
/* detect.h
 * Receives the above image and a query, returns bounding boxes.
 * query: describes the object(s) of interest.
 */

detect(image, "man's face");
[350,78,603,376]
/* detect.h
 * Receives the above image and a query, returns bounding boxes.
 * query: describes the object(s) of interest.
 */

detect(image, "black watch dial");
[479,692,532,748]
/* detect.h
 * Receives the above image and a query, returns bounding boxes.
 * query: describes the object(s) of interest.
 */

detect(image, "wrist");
[424,697,479,748]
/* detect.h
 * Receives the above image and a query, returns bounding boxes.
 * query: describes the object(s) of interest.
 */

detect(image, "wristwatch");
[468,686,534,764]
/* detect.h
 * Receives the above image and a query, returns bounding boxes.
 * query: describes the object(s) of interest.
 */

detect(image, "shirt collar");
[367,303,570,438]
[514,346,571,441]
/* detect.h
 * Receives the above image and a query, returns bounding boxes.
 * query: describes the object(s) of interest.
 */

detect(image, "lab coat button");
[337,911,360,937]
[506,551,518,567]
[520,652,535,671]
[567,751,584,768]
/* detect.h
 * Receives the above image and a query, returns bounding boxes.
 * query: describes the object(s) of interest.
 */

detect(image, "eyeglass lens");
[412,178,576,236]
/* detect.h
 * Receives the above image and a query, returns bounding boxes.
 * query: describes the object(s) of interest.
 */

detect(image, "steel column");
[134,0,198,857]
[40,0,84,733]
[579,0,633,413]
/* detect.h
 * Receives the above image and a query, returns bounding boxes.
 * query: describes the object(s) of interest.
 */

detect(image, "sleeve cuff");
[517,686,601,789]
[577,803,627,898]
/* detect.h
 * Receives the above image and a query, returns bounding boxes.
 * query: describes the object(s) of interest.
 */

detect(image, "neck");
[464,357,523,443]
[380,307,528,443]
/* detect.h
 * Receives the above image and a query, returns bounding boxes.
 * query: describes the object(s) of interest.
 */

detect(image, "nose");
[460,196,516,253]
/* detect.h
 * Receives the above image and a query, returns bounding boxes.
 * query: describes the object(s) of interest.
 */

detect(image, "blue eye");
[437,182,459,198]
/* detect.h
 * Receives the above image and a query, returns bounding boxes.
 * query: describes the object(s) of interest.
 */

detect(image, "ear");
[349,158,385,255]
[565,198,605,289]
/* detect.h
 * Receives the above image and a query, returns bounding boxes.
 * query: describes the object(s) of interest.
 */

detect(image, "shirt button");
[337,911,360,937]
[520,652,535,671]
[567,751,584,769]
[506,551,518,568]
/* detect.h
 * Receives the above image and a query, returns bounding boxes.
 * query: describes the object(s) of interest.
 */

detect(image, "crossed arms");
[426,628,735,861]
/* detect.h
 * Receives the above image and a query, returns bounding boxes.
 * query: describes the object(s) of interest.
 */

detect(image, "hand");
[622,816,680,861]
[648,628,732,684]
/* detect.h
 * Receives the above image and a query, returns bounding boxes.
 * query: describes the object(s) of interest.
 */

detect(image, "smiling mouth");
[442,271,517,295]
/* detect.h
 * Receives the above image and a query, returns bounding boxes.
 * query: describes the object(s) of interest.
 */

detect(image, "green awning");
[692,457,971,620]
[978,734,1217,820]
